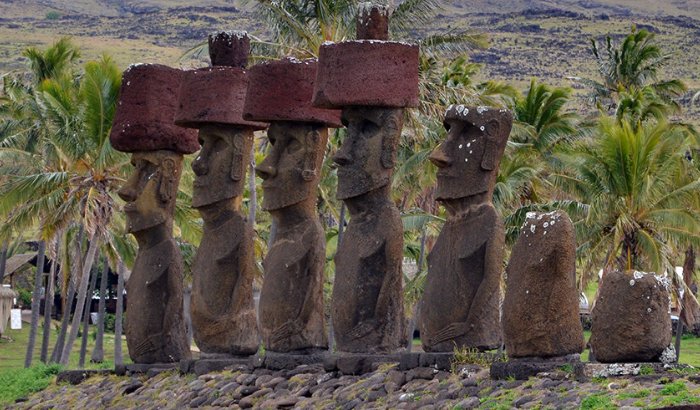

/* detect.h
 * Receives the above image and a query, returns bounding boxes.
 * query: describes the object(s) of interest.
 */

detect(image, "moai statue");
[243,57,342,353]
[110,64,198,363]
[418,105,512,352]
[174,32,266,355]
[502,211,585,358]
[590,270,672,362]
[313,4,419,353]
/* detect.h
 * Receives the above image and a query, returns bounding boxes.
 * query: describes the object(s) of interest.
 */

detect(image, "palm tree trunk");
[25,240,46,368]
[680,246,699,334]
[0,241,8,281]
[51,273,75,363]
[40,237,59,362]
[78,255,99,368]
[248,149,257,225]
[114,260,125,366]
[90,258,109,363]
[59,234,99,366]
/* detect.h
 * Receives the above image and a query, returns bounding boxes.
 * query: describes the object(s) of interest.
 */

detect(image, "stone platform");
[115,362,179,378]
[490,355,585,380]
[400,351,506,372]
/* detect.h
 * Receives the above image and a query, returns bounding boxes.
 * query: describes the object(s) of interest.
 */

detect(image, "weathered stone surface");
[208,30,249,68]
[189,126,259,355]
[503,211,585,358]
[256,122,329,352]
[175,67,267,129]
[243,58,342,127]
[590,270,672,363]
[356,3,390,41]
[117,151,191,364]
[110,64,198,154]
[56,370,111,385]
[490,356,584,380]
[313,41,419,108]
[332,107,405,353]
[263,352,329,371]
[418,105,512,352]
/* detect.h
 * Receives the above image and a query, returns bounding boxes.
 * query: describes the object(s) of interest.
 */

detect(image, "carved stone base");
[326,353,402,375]
[115,363,179,378]
[400,352,506,371]
[490,354,583,380]
[257,351,329,371]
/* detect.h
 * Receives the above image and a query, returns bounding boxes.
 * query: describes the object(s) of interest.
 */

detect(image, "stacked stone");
[243,55,341,354]
[313,3,419,354]
[174,31,264,356]
[109,63,196,364]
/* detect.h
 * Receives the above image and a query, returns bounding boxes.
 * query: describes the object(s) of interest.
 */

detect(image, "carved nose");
[333,147,352,166]
[255,164,277,180]
[118,184,136,202]
[192,155,208,176]
[429,147,451,168]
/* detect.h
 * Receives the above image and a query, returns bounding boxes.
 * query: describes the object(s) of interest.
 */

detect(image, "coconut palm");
[552,117,700,282]
[571,28,686,115]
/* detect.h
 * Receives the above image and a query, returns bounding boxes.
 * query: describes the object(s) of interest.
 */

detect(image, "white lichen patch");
[476,106,488,114]
[629,279,635,286]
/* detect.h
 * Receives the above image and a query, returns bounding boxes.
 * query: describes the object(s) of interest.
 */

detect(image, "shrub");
[45,11,61,20]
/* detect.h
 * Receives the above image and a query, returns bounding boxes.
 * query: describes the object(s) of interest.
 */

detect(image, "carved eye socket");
[361,120,376,135]
[286,138,302,154]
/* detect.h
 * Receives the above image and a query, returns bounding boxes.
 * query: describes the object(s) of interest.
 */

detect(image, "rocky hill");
[0,0,698,119]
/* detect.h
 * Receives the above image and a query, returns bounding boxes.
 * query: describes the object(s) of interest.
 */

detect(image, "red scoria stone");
[110,64,199,154]
[175,67,267,130]
[208,31,249,68]
[243,57,342,127]
[313,41,420,109]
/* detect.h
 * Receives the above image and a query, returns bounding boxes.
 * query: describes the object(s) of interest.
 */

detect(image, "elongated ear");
[481,120,500,171]
[230,135,244,181]
[158,158,177,203]
[380,109,403,169]
[302,128,321,181]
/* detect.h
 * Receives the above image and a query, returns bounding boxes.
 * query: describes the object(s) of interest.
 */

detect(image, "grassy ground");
[0,318,123,372]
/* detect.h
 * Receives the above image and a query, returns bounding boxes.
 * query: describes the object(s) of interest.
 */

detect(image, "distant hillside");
[0,0,698,120]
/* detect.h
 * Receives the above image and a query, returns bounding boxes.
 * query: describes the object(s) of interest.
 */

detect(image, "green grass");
[0,363,63,406]
[580,331,700,367]
[0,318,124,372]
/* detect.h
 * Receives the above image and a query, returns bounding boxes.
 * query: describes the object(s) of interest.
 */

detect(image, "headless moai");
[502,211,585,358]
[175,31,266,355]
[313,4,419,353]
[590,270,672,362]
[418,105,512,352]
[110,64,197,363]
[244,57,342,353]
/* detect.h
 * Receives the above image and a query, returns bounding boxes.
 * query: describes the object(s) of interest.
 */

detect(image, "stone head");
[333,107,403,200]
[430,105,512,201]
[191,124,253,208]
[255,122,329,211]
[118,150,183,233]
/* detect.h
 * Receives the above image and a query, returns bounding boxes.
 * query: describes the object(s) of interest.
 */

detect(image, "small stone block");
[175,67,267,130]
[194,358,252,375]
[124,363,178,374]
[263,351,329,371]
[399,352,420,371]
[323,355,338,372]
[243,58,342,127]
[179,359,196,374]
[114,364,127,376]
[490,358,584,380]
[336,355,367,375]
[208,31,249,68]
[56,369,111,385]
[313,41,420,109]
[110,64,199,154]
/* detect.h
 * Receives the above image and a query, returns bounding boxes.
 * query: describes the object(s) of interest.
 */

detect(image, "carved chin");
[262,186,311,211]
[192,184,241,208]
[336,174,390,200]
[126,212,167,233]
[435,180,488,201]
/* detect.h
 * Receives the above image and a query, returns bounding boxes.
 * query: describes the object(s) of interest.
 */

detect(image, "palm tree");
[571,28,686,116]
[553,117,700,283]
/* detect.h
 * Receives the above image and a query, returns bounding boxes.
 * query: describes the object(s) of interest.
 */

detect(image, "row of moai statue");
[109,5,673,366]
